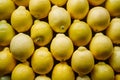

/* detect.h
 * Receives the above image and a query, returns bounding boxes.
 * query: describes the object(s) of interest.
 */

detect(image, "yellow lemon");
[50,33,74,61]
[68,20,92,46]
[35,75,51,80]
[13,0,30,7]
[0,0,15,20]
[11,6,33,32]
[89,33,113,60]
[76,75,91,80]
[105,0,120,17]
[106,18,120,44]
[67,0,89,20]
[88,0,105,6]
[0,47,16,76]
[115,74,120,80]
[31,47,54,74]
[0,20,15,46]
[29,0,51,19]
[52,62,75,80]
[11,63,35,80]
[50,0,67,6]
[71,46,94,76]
[31,20,53,46]
[91,62,114,80]
[48,5,71,33]
[87,7,110,32]
[10,33,34,62]
[109,46,120,72]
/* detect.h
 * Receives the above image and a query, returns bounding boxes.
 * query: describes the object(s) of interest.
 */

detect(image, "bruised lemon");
[67,0,89,20]
[0,20,15,46]
[10,33,34,62]
[68,20,92,46]
[35,75,51,80]
[71,46,94,76]
[13,0,29,7]
[11,6,33,32]
[87,7,110,32]
[48,5,71,33]
[52,62,75,80]
[0,47,16,76]
[89,33,113,60]
[31,47,54,74]
[31,20,53,46]
[105,0,120,17]
[50,33,74,61]
[29,0,51,19]
[50,0,67,6]
[0,0,15,20]
[88,0,105,6]
[106,18,120,44]
[11,62,35,80]
[91,62,114,80]
[109,46,120,72]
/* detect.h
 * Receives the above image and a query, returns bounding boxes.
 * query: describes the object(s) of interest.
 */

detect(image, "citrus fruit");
[11,63,35,80]
[29,0,51,19]
[106,18,120,44]
[50,33,74,61]
[31,47,54,74]
[89,33,113,60]
[13,0,30,7]
[76,75,91,80]
[0,75,11,80]
[50,0,67,6]
[68,20,92,46]
[0,0,15,20]
[0,20,15,46]
[35,75,51,80]
[67,0,89,20]
[109,46,120,72]
[30,20,53,46]
[48,5,71,33]
[11,6,33,32]
[52,62,75,80]
[105,0,120,17]
[10,33,34,62]
[0,47,16,76]
[91,62,114,80]
[88,0,105,6]
[87,7,110,32]
[71,46,94,76]
[115,74,120,80]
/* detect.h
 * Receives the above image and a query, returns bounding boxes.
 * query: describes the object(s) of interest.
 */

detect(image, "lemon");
[115,74,120,80]
[10,33,34,62]
[67,0,89,20]
[105,0,120,17]
[106,18,120,44]
[35,75,51,80]
[0,0,15,20]
[31,20,53,46]
[13,0,29,7]
[68,20,92,46]
[11,62,35,80]
[50,33,74,61]
[87,7,110,32]
[76,75,91,80]
[50,0,67,6]
[71,46,94,76]
[91,62,114,80]
[11,6,33,32]
[0,20,15,46]
[0,75,11,80]
[0,47,16,76]
[48,5,71,33]
[52,62,75,80]
[31,47,54,74]
[109,46,120,72]
[29,0,51,19]
[88,0,105,6]
[89,33,113,60]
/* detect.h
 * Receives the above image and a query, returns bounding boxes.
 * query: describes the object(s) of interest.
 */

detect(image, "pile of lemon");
[0,0,120,80]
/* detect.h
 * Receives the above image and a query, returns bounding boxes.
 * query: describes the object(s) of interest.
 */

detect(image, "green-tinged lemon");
[35,75,51,80]
[76,75,91,80]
